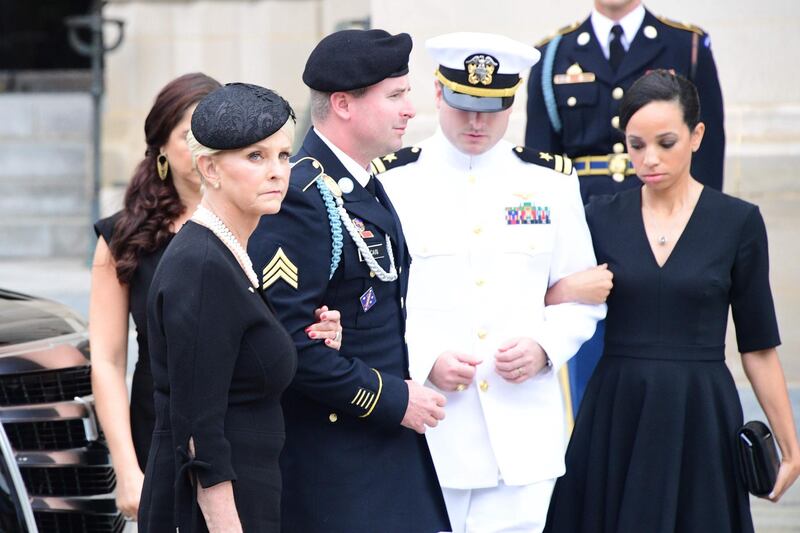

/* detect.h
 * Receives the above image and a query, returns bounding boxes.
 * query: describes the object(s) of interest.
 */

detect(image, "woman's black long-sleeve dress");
[138,221,297,532]
[94,213,173,468]
[545,187,781,533]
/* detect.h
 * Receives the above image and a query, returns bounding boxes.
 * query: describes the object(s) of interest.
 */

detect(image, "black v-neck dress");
[545,187,781,533]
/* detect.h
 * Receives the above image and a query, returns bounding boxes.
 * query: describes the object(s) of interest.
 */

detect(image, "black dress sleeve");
[93,212,121,244]
[155,236,244,488]
[730,206,781,353]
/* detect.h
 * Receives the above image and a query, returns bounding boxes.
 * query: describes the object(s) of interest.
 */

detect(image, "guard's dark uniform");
[526,8,725,202]
[526,9,726,415]
[248,128,449,533]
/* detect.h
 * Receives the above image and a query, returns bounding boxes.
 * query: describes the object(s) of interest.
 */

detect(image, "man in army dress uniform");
[526,0,726,411]
[247,29,450,533]
[379,32,606,533]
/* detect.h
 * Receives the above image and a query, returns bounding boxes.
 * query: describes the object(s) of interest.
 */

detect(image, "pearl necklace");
[191,205,259,289]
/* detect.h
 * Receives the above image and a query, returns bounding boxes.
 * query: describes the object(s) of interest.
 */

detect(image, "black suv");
[0,288,123,532]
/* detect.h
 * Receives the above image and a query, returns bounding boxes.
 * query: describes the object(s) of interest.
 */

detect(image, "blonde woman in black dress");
[544,71,800,532]
[139,83,340,532]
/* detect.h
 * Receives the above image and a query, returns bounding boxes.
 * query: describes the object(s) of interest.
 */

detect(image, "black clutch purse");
[737,420,780,496]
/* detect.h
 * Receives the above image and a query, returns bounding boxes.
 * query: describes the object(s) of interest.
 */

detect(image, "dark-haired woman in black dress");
[544,71,800,532]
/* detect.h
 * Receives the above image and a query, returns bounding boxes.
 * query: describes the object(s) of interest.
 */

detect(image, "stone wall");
[0,94,92,257]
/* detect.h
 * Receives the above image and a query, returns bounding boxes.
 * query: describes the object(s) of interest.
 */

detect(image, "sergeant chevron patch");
[262,247,299,290]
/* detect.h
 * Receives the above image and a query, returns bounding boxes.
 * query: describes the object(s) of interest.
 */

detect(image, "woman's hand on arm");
[306,305,343,350]
[741,348,800,501]
[89,237,144,519]
[545,263,614,306]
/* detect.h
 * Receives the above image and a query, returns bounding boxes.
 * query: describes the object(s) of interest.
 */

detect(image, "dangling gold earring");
[156,153,169,180]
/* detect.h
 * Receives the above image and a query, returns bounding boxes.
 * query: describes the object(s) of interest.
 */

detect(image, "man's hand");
[428,351,482,392]
[401,380,446,434]
[494,337,549,383]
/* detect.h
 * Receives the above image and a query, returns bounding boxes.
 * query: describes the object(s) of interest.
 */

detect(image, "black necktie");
[365,176,377,196]
[609,24,625,72]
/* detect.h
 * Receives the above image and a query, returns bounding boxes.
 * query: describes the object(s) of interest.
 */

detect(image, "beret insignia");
[513,146,573,175]
[370,146,422,174]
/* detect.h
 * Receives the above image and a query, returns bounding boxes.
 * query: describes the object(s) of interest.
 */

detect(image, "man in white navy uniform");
[378,32,607,533]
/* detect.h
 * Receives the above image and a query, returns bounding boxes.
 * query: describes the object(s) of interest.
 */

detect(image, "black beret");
[303,29,412,92]
[191,83,296,150]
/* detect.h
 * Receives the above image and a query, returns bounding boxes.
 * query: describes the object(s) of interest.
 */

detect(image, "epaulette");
[535,21,581,48]
[513,146,573,175]
[657,15,706,36]
[370,146,422,174]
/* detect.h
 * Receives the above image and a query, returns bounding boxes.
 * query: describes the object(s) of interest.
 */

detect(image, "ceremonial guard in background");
[248,29,450,533]
[526,0,725,411]
[380,32,605,533]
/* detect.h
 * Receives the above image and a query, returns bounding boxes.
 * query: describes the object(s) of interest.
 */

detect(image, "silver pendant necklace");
[191,205,259,288]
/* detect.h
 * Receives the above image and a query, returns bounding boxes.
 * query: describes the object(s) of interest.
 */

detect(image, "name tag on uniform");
[358,242,385,262]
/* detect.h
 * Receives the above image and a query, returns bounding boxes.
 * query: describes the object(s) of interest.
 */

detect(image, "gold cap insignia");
[465,54,499,86]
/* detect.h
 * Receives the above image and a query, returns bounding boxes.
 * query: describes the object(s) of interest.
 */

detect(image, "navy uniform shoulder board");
[370,147,422,174]
[656,15,706,36]
[535,20,581,48]
[513,146,573,175]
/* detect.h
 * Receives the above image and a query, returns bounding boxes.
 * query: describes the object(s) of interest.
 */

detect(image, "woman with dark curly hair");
[89,73,342,521]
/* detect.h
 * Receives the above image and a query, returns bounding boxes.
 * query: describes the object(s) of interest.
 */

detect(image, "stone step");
[0,177,89,217]
[0,217,90,259]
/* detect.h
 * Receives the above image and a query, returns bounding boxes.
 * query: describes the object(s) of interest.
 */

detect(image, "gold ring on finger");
[455,383,466,392]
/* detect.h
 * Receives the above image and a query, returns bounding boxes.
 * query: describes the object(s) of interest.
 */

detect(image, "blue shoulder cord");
[315,180,343,279]
[541,33,564,134]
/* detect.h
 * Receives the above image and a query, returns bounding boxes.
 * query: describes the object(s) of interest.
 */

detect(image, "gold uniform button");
[369,271,376,278]
[528,243,537,251]
[567,96,577,107]
[473,226,483,235]
[612,173,626,183]
[479,380,489,392]
[612,87,624,100]
[477,329,488,340]
[468,175,476,184]
[613,142,625,154]
[475,278,485,287]
[611,116,620,129]
[328,413,338,423]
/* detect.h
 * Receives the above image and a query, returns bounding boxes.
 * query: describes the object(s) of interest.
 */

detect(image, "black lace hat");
[303,29,412,92]
[191,83,296,150]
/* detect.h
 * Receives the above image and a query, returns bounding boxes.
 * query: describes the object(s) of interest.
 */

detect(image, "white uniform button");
[400,297,405,309]
[611,116,620,129]
[613,142,625,154]
[369,271,376,278]
[399,266,403,274]
[612,87,624,100]
[477,329,488,340]
[479,380,489,392]
[567,96,577,107]
[329,413,338,423]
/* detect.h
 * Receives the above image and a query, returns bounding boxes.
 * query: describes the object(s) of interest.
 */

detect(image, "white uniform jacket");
[380,131,606,489]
